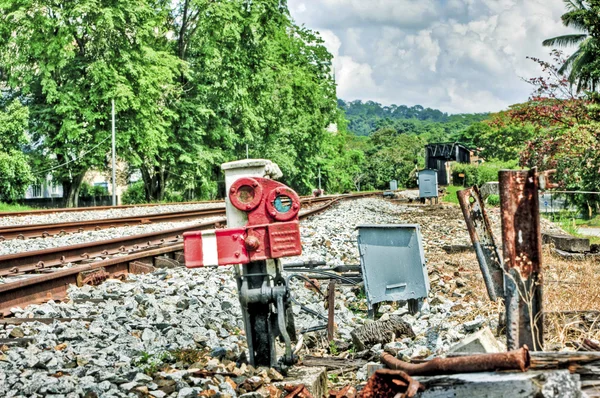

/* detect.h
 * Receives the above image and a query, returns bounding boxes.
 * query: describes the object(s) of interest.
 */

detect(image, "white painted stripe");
[202,231,219,266]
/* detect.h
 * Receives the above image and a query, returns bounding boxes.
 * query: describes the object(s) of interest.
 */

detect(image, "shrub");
[487,194,500,207]
[451,160,519,187]
[122,181,146,205]
[79,182,108,198]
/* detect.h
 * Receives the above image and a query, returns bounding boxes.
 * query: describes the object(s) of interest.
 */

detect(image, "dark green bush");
[79,182,108,198]
[451,160,519,187]
[487,194,500,206]
[122,181,146,205]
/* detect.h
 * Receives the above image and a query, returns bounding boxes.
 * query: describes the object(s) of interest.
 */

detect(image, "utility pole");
[246,144,249,159]
[318,167,322,191]
[111,99,117,206]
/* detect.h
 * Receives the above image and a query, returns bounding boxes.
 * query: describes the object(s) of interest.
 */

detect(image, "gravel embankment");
[0,198,565,397]
[0,202,225,227]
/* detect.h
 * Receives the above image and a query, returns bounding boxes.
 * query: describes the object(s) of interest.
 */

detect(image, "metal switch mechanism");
[183,169,301,370]
[184,177,301,267]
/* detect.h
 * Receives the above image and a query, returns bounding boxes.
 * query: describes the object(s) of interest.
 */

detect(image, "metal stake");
[327,280,335,342]
[457,186,504,301]
[111,99,117,206]
[499,169,544,351]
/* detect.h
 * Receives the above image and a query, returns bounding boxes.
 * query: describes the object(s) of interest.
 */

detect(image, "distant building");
[424,143,473,186]
[24,163,138,205]
[25,175,63,199]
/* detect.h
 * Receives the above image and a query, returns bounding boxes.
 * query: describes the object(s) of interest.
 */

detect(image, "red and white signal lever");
[183,173,302,369]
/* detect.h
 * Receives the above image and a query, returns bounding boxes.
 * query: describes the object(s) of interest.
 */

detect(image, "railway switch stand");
[183,159,301,370]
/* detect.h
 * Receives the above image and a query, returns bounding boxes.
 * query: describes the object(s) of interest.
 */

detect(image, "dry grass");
[544,247,600,349]
[427,246,600,350]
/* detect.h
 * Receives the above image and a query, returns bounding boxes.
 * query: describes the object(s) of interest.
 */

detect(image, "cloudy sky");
[288,0,575,114]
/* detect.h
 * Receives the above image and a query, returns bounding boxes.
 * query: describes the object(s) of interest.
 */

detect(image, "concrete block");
[273,366,327,398]
[449,327,503,354]
[366,362,384,378]
[543,233,590,253]
[480,182,499,199]
[415,370,582,398]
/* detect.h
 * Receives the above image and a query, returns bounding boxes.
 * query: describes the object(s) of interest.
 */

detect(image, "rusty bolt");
[234,251,241,258]
[275,188,282,194]
[230,187,236,193]
[252,181,259,187]
[292,203,299,210]
[232,234,238,240]
[245,236,260,251]
[246,204,252,210]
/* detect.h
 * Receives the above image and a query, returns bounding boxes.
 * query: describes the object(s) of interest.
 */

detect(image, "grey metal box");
[418,169,438,198]
[357,224,430,315]
[390,180,398,191]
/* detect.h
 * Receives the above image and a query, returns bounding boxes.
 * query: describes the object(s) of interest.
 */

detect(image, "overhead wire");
[35,135,111,176]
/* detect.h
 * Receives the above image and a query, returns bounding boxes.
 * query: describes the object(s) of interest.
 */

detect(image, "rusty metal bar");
[457,186,504,301]
[327,280,336,342]
[499,169,544,351]
[380,346,530,376]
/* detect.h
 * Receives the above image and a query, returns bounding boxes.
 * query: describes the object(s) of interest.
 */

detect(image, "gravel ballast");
[0,197,566,397]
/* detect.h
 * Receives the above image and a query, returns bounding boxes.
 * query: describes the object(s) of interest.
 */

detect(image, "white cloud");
[289,0,577,113]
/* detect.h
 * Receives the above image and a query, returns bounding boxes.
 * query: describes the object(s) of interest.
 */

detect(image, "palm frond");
[569,48,595,91]
[558,47,582,74]
[564,0,586,12]
[543,34,588,47]
[562,10,587,31]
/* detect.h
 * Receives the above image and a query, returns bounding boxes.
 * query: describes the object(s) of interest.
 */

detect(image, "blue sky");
[289,0,575,113]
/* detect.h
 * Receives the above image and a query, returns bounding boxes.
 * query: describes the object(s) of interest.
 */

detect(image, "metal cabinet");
[418,169,438,199]
[357,224,430,316]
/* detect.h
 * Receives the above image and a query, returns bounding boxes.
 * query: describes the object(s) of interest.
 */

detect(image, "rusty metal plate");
[457,186,504,301]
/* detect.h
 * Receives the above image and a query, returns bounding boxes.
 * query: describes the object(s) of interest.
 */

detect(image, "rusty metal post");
[499,169,544,351]
[327,280,336,342]
[457,186,504,301]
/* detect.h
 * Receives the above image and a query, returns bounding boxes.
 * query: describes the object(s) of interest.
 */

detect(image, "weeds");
[329,340,339,355]
[133,351,173,375]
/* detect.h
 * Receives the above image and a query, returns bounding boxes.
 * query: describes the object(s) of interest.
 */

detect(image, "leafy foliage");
[122,182,147,205]
[338,99,489,137]
[0,100,33,202]
[543,0,600,92]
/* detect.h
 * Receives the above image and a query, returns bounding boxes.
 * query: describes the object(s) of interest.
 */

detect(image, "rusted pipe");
[380,346,530,376]
[499,169,544,351]
[360,369,425,398]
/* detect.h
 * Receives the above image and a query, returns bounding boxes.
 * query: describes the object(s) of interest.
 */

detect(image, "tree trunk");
[140,164,169,202]
[61,172,86,208]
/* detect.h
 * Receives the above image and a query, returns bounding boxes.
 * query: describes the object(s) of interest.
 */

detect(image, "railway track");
[0,192,378,315]
[0,193,329,218]
[0,195,338,241]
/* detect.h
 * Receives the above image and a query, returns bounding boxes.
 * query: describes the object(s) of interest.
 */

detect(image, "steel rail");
[0,218,225,277]
[0,193,376,276]
[0,243,185,316]
[0,207,226,240]
[0,195,340,240]
[0,191,379,316]
[0,194,335,217]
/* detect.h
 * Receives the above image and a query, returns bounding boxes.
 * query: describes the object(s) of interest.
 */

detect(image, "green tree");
[543,0,600,91]
[0,100,33,202]
[0,0,181,206]
[169,0,337,196]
